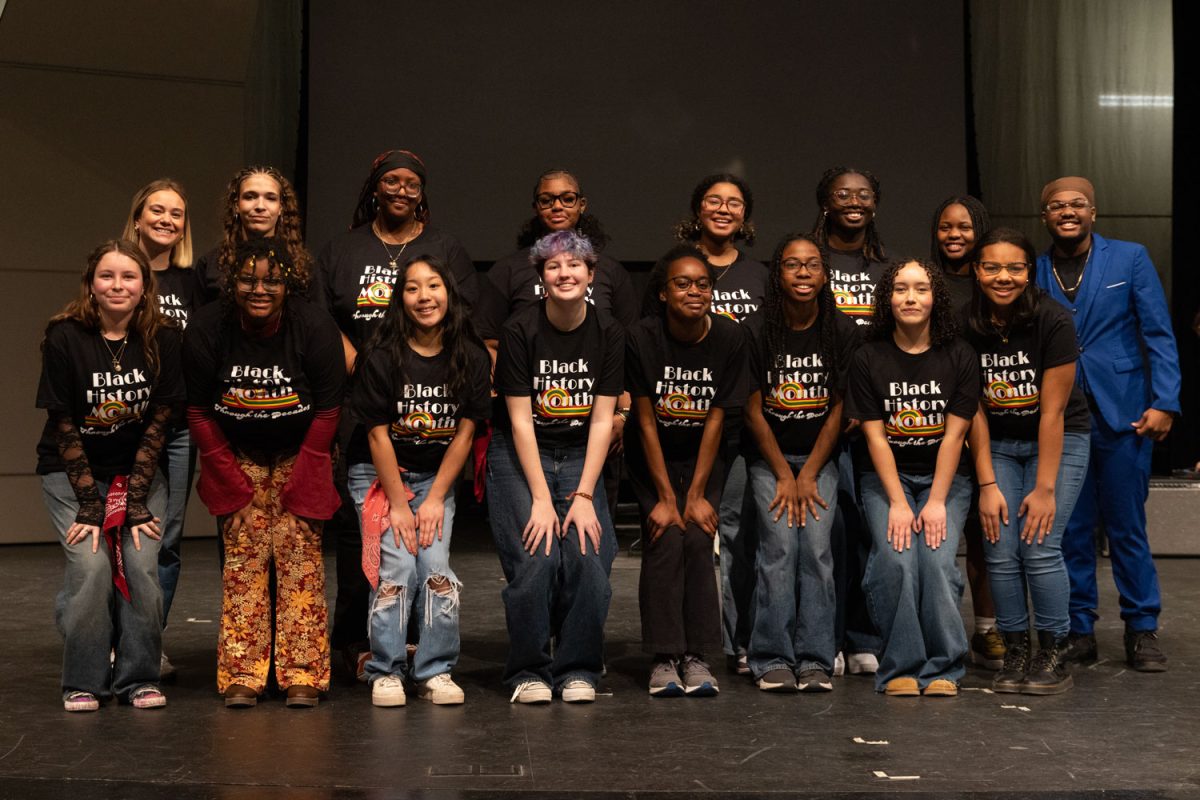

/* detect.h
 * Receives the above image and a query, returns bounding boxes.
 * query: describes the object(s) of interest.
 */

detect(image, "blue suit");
[1037,234,1181,633]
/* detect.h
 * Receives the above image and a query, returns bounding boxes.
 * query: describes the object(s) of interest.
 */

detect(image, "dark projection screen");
[307,2,967,264]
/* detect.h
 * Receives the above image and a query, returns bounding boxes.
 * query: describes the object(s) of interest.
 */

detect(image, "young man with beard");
[1035,177,1180,672]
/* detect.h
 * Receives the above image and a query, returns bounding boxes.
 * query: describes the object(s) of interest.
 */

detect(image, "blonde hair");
[122,178,194,268]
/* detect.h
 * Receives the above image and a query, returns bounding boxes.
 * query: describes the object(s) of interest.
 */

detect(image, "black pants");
[627,437,725,656]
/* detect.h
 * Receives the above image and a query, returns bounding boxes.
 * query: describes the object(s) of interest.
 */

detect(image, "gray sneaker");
[757,667,798,693]
[796,668,833,693]
[648,659,684,697]
[681,654,719,697]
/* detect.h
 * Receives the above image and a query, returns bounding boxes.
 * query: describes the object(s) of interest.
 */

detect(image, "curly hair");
[930,195,991,273]
[760,233,843,392]
[515,168,611,251]
[529,230,598,273]
[354,255,484,403]
[673,173,757,246]
[216,166,311,294]
[46,239,171,377]
[642,243,713,318]
[868,258,959,346]
[350,149,430,230]
[220,236,310,302]
[966,226,1042,337]
[811,166,886,263]
[122,178,194,267]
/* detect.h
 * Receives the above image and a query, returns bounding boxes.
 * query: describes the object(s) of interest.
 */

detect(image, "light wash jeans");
[987,432,1090,638]
[157,426,195,625]
[747,456,839,678]
[718,455,756,656]
[348,462,461,683]
[43,472,166,699]
[860,471,971,691]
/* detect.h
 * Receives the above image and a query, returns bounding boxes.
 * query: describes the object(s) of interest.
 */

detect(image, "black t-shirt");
[351,343,492,472]
[183,298,345,456]
[478,248,638,339]
[744,309,861,457]
[639,251,768,323]
[625,314,750,459]
[192,246,223,305]
[962,298,1091,442]
[846,336,979,475]
[943,270,974,316]
[827,248,888,327]
[1050,251,1088,302]
[495,303,624,448]
[317,224,481,350]
[36,321,185,479]
[153,266,200,329]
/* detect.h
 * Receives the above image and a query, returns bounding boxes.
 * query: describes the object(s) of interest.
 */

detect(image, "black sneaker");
[1061,632,1098,665]
[796,669,833,693]
[1022,631,1074,695]
[992,630,1029,694]
[1125,630,1167,672]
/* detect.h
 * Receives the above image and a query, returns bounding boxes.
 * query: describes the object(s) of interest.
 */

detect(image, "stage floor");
[1,508,1197,800]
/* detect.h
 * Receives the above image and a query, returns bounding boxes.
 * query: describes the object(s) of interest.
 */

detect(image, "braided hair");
[216,166,311,295]
[515,168,611,251]
[810,166,886,263]
[761,233,842,392]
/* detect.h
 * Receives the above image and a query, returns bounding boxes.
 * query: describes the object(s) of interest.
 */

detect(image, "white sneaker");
[847,652,879,675]
[372,674,406,707]
[833,651,845,676]
[418,674,465,705]
[560,679,596,703]
[510,680,552,704]
[160,652,176,680]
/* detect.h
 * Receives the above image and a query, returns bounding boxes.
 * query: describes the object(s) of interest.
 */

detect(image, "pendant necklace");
[101,332,129,372]
[375,219,420,269]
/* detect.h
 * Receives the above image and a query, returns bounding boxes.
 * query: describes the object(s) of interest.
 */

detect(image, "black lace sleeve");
[51,413,104,526]
[125,402,172,526]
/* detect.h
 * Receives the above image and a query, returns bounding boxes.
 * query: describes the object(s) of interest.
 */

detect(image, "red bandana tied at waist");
[360,475,416,590]
[102,475,132,601]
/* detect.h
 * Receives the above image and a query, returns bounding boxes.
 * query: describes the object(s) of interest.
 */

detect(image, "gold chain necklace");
[374,219,421,269]
[1051,245,1092,296]
[100,332,129,372]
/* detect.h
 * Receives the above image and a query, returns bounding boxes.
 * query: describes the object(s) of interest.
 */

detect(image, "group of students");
[38,154,1178,713]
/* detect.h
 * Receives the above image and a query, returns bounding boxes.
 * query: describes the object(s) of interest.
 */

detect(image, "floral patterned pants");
[217,455,330,693]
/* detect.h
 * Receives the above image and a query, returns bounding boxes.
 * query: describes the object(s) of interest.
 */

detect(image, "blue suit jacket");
[1037,234,1180,432]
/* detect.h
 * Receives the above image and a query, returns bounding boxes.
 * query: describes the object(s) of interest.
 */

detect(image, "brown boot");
[224,683,258,708]
[286,684,320,708]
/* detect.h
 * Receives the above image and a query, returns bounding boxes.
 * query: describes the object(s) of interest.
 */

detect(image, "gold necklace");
[1050,245,1092,296]
[100,331,129,372]
[374,219,421,268]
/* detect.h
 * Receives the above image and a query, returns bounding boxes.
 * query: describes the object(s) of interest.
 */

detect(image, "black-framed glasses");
[831,188,876,204]
[701,195,745,213]
[379,176,423,197]
[668,276,714,292]
[781,258,825,275]
[535,191,581,209]
[236,275,285,293]
[977,261,1029,276]
[1044,199,1091,213]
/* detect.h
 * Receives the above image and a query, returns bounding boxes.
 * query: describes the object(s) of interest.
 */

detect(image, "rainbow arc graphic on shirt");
[536,386,590,418]
[656,392,707,421]
[764,382,828,412]
[356,281,392,307]
[984,380,1039,409]
[84,400,135,427]
[391,410,455,439]
[833,289,872,316]
[221,387,301,410]
[715,309,738,322]
[884,408,944,438]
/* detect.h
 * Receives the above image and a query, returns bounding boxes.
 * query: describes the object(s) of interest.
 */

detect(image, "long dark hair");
[869,258,958,346]
[673,173,757,246]
[967,227,1042,337]
[355,255,484,402]
[761,233,843,389]
[515,168,610,251]
[642,243,714,318]
[811,166,886,262]
[930,195,991,272]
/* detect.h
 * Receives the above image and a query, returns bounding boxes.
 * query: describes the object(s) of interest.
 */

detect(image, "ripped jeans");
[348,463,461,683]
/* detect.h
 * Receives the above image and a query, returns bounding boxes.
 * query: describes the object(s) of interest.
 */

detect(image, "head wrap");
[1040,177,1095,208]
[369,149,426,188]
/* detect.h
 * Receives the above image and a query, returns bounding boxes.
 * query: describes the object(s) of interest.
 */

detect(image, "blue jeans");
[832,444,881,655]
[348,463,461,683]
[988,433,1090,638]
[747,456,839,677]
[718,455,757,656]
[861,471,971,691]
[43,472,167,699]
[486,431,616,691]
[158,426,195,626]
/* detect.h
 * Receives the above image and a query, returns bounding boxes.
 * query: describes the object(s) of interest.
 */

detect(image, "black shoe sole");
[1021,675,1074,695]
[992,682,1023,693]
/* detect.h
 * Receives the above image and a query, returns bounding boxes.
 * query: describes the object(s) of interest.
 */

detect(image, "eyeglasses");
[781,258,825,275]
[701,195,745,213]
[379,176,423,197]
[977,261,1029,276]
[1044,199,1091,214]
[668,276,714,292]
[831,188,876,204]
[535,191,581,209]
[236,275,286,293]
